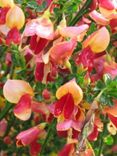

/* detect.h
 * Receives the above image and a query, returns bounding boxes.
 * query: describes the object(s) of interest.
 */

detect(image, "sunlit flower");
[56,79,83,105]
[3,79,34,120]
[3,79,34,103]
[83,27,110,53]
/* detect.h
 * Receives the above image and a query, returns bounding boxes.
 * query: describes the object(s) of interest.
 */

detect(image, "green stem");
[69,0,92,26]
[97,116,107,156]
[39,118,56,156]
[0,102,13,121]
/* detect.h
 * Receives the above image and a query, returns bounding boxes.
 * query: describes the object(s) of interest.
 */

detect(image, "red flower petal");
[16,126,41,146]
[31,101,50,120]
[99,0,115,10]
[57,120,72,131]
[35,62,44,82]
[57,130,68,138]
[58,144,74,156]
[89,0,98,11]
[54,94,67,116]
[75,47,95,72]
[63,93,74,119]
[29,140,41,156]
[88,125,99,141]
[0,119,7,137]
[6,27,21,45]
[30,35,48,54]
[14,94,32,121]
[108,114,117,128]
[0,7,10,24]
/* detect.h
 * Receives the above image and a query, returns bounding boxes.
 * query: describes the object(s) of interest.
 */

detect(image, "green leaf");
[0,102,13,121]
[27,1,38,9]
[87,22,97,35]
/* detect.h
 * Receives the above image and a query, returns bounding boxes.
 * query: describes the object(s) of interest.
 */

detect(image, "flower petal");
[29,140,41,156]
[31,101,50,120]
[57,120,72,131]
[3,79,34,103]
[6,27,21,45]
[56,79,83,105]
[24,17,54,40]
[6,5,25,30]
[88,125,99,141]
[58,144,75,156]
[83,27,110,53]
[16,126,41,146]
[99,0,115,10]
[50,39,77,64]
[54,95,66,116]
[13,94,32,121]
[35,62,44,82]
[63,93,74,119]
[59,24,89,41]
[30,35,48,54]
[0,119,7,137]
[89,10,109,25]
[104,101,117,117]
[108,114,117,128]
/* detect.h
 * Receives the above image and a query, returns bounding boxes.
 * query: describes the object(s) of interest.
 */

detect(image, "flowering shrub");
[0,0,117,155]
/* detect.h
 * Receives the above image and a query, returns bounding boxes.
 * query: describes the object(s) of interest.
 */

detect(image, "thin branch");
[69,0,92,26]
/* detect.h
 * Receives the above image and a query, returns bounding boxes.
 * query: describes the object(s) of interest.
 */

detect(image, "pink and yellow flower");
[16,124,46,146]
[3,79,34,120]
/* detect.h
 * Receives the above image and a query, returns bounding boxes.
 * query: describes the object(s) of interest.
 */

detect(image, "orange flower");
[83,27,110,53]
[56,79,83,105]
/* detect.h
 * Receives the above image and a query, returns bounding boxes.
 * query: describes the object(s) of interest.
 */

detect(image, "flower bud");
[6,5,25,30]
[42,89,51,100]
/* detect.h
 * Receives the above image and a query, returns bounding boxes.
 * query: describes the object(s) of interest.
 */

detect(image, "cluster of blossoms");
[0,0,117,155]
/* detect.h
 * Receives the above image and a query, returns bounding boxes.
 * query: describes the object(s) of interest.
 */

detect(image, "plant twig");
[0,102,13,121]
[69,0,92,26]
[39,118,56,156]
[97,116,107,156]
